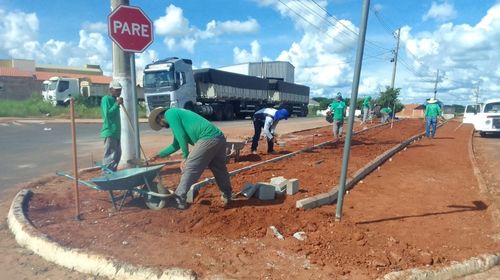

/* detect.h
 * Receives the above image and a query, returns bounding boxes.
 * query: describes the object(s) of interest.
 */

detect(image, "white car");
[465,99,500,137]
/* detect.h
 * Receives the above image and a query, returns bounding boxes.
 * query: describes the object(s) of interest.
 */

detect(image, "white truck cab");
[43,77,79,106]
[465,99,500,137]
[143,58,197,116]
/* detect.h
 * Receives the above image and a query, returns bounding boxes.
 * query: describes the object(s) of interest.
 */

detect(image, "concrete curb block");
[296,131,425,209]
[296,120,448,209]
[381,254,500,280]
[8,189,197,280]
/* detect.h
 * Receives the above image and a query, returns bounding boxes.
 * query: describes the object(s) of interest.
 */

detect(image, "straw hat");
[427,97,437,103]
[148,107,167,131]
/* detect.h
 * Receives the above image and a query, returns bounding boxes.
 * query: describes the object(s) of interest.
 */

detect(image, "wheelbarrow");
[57,164,174,211]
[226,139,247,162]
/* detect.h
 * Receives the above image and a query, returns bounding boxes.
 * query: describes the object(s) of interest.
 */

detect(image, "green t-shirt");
[328,100,347,121]
[363,96,371,108]
[425,103,441,117]
[100,95,121,139]
[380,107,392,114]
[159,108,223,159]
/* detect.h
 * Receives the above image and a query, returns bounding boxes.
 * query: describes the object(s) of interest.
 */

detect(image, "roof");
[0,67,111,85]
[0,67,35,78]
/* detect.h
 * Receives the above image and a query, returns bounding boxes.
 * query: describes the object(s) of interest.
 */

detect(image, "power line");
[310,0,392,52]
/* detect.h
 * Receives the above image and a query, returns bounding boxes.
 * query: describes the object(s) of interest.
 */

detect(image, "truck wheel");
[184,102,195,112]
[212,105,223,121]
[301,107,309,117]
[223,104,234,120]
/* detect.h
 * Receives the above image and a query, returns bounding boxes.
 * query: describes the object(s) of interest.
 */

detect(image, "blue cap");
[275,109,289,120]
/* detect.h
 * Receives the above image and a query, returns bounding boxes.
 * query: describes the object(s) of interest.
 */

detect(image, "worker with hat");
[327,94,347,140]
[250,108,289,154]
[424,97,441,138]
[100,80,123,172]
[149,107,233,210]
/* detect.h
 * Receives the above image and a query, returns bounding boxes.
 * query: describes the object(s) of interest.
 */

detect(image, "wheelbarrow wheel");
[143,182,169,210]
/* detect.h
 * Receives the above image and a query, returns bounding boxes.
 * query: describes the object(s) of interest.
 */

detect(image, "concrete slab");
[287,178,299,195]
[256,183,275,200]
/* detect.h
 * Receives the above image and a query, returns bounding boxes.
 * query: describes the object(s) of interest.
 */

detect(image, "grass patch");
[0,95,147,119]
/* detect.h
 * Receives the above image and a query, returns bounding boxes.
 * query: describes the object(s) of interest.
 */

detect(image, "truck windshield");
[48,81,58,91]
[484,102,500,113]
[144,70,175,89]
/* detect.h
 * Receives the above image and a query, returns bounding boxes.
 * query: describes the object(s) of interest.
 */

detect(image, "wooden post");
[70,98,81,220]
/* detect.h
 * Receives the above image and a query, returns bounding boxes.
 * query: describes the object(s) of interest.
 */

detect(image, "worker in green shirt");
[149,107,233,210]
[100,80,123,172]
[424,97,442,138]
[380,107,392,124]
[327,94,347,140]
[362,96,372,123]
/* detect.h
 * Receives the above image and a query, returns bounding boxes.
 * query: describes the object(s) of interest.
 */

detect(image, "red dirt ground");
[27,119,498,279]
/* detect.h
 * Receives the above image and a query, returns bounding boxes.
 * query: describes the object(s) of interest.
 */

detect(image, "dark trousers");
[251,119,274,153]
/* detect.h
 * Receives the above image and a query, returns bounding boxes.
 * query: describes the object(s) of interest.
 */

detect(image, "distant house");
[308,99,320,107]
[0,58,110,100]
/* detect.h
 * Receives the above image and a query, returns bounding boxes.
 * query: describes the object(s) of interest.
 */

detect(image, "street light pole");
[335,0,371,221]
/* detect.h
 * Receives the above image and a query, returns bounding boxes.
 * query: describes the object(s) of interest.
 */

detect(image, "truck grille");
[493,117,500,128]
[147,95,170,111]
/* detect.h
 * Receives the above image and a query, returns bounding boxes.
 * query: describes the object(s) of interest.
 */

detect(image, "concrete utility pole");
[335,0,370,222]
[474,84,480,104]
[390,28,400,89]
[110,0,139,167]
[390,28,400,129]
[433,69,439,99]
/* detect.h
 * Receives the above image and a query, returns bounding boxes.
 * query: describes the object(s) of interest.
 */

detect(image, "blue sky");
[1,0,499,105]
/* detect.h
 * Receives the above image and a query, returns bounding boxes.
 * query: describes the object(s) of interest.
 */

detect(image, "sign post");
[108,4,153,166]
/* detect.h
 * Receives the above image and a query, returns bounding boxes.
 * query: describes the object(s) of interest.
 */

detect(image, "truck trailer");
[143,57,310,120]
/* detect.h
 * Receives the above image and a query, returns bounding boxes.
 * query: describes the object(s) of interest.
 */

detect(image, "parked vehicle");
[142,57,310,120]
[42,77,108,106]
[42,76,145,106]
[464,99,500,136]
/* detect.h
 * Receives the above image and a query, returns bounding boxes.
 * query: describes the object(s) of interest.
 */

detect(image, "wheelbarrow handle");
[56,171,99,189]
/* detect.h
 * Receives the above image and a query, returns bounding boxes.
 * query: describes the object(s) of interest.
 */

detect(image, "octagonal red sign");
[108,5,153,53]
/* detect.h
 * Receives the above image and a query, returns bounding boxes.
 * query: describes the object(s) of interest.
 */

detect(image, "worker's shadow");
[199,196,286,208]
[356,200,488,225]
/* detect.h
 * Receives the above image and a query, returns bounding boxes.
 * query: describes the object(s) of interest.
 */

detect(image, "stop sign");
[108,5,153,53]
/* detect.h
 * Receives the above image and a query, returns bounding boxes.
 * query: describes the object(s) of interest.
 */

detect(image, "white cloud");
[399,4,500,104]
[200,18,259,39]
[82,22,107,33]
[0,9,39,51]
[154,4,259,53]
[423,2,457,22]
[154,5,190,36]
[233,40,262,63]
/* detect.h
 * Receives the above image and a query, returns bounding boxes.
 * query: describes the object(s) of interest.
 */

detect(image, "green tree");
[312,97,334,110]
[375,86,404,113]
